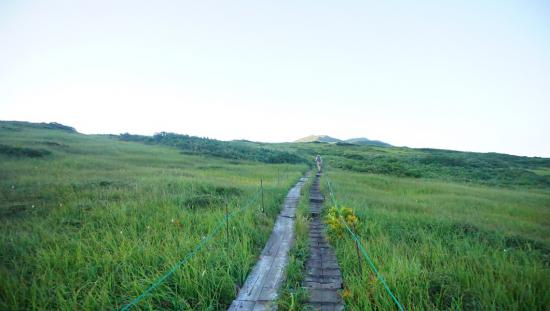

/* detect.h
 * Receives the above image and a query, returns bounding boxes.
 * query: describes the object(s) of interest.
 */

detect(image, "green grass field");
[0,122,308,310]
[1,121,549,310]
[322,169,549,310]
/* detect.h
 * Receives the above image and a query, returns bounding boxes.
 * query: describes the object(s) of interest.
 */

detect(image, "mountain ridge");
[294,135,342,143]
[294,135,392,147]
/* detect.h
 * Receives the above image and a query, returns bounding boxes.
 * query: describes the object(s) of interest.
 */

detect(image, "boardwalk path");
[229,174,309,310]
[304,173,344,311]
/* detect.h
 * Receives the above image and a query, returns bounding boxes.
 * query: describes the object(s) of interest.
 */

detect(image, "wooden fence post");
[353,223,363,274]
[261,179,265,213]
[225,200,230,250]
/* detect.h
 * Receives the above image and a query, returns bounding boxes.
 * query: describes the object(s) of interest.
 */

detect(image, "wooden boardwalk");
[228,174,309,311]
[304,173,344,311]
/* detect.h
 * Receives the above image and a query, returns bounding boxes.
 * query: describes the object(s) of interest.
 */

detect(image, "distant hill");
[295,135,391,147]
[119,132,306,164]
[0,121,77,133]
[345,137,392,147]
[294,135,342,143]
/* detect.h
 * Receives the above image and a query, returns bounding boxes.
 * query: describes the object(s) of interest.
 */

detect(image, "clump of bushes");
[427,273,481,310]
[0,144,51,158]
[182,184,244,209]
[183,195,222,209]
[0,121,76,133]
[119,132,306,164]
[301,144,550,188]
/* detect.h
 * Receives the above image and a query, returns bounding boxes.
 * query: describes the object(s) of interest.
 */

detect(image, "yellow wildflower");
[342,287,352,299]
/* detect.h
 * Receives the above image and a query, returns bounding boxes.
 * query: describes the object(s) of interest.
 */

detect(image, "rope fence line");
[325,172,405,311]
[120,189,263,311]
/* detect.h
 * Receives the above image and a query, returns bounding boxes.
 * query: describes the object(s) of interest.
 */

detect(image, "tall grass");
[322,169,550,310]
[0,125,308,310]
[277,176,312,311]
[3,121,550,310]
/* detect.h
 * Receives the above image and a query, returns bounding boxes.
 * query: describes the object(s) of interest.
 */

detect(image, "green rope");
[339,217,405,311]
[120,189,262,311]
[325,172,405,311]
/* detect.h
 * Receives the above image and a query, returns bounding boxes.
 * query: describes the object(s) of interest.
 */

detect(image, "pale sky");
[1,0,549,157]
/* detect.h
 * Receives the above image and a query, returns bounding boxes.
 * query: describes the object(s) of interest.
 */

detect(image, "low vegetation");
[322,169,549,310]
[0,144,51,158]
[119,132,305,164]
[290,143,550,188]
[1,121,549,310]
[0,122,308,310]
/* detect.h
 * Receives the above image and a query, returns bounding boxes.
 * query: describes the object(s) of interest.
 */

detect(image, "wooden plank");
[228,175,309,311]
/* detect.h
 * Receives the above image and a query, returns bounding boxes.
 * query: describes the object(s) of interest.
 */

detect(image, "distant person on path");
[315,154,323,173]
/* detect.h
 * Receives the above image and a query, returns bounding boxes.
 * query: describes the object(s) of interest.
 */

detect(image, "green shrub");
[0,144,51,158]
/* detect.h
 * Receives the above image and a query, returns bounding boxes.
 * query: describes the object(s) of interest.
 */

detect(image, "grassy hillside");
[289,142,550,188]
[119,132,305,164]
[322,169,549,310]
[1,121,549,310]
[345,137,392,147]
[0,121,308,310]
[282,142,550,310]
